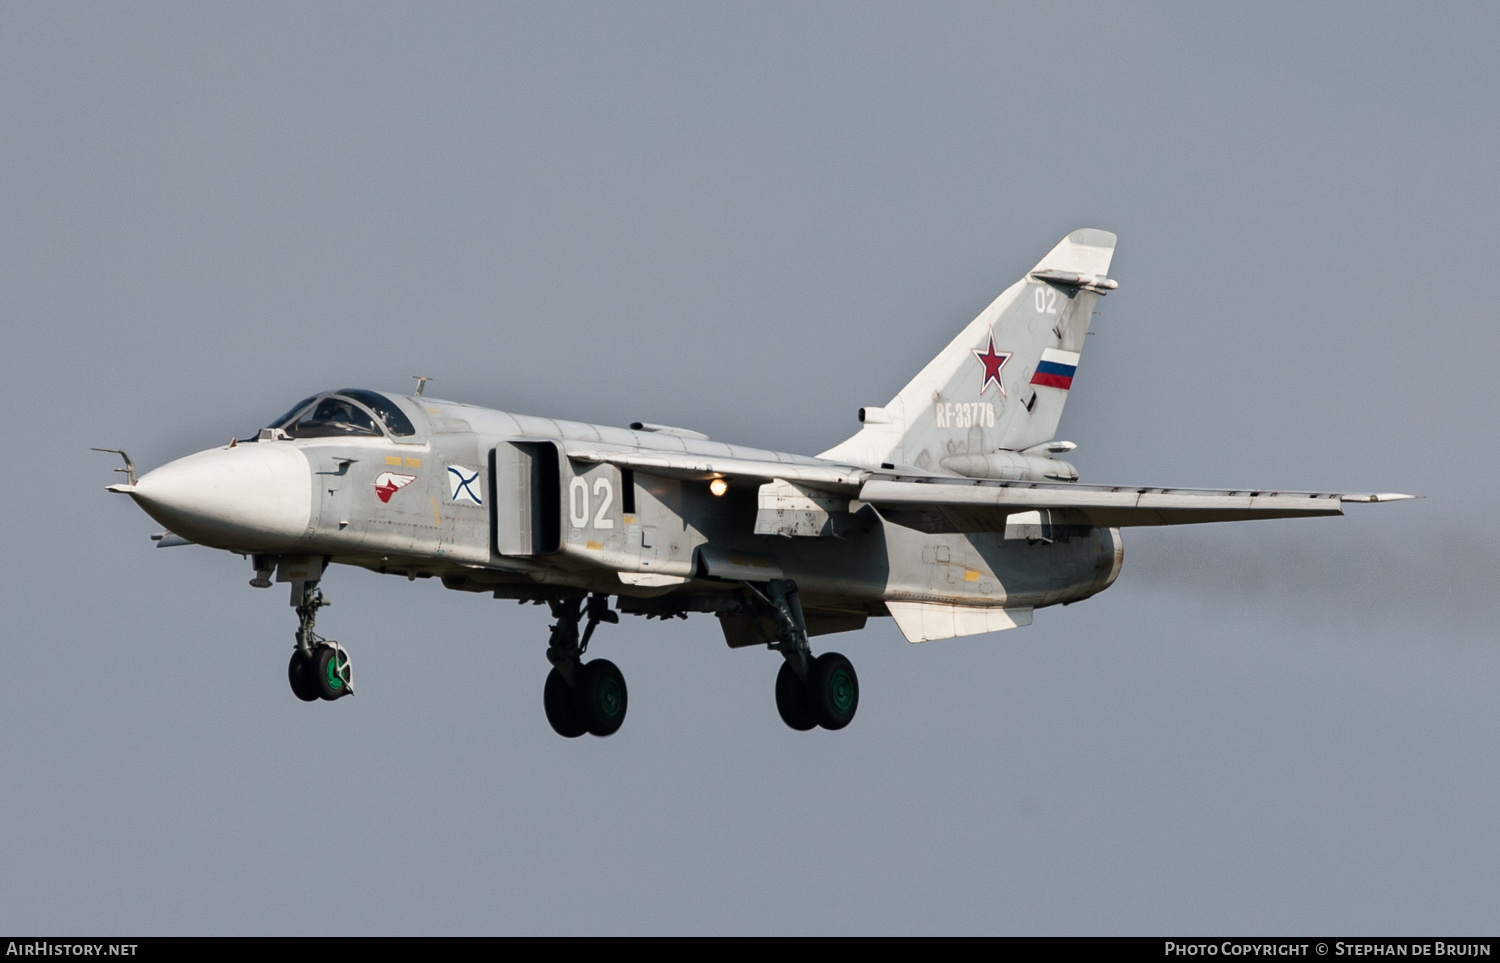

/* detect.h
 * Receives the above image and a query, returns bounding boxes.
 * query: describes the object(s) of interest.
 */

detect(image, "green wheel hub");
[596,677,623,719]
[827,668,854,714]
[325,654,346,690]
[313,645,352,700]
[808,652,858,730]
[579,659,628,737]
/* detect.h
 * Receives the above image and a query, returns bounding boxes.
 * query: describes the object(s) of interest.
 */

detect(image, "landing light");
[709,478,728,497]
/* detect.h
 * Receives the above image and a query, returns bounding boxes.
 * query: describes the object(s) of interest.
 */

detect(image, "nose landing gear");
[287,581,353,702]
[542,594,627,737]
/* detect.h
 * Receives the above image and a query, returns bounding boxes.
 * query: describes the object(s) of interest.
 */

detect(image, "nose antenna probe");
[413,375,433,397]
[92,448,138,486]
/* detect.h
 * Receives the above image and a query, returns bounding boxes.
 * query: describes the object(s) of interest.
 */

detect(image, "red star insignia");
[973,333,1012,396]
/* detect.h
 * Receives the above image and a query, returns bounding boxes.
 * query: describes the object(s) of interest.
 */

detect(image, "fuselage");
[123,390,1123,631]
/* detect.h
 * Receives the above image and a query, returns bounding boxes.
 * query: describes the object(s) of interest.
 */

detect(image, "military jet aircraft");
[98,229,1410,737]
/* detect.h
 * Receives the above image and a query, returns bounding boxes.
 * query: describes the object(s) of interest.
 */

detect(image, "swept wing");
[859,478,1413,532]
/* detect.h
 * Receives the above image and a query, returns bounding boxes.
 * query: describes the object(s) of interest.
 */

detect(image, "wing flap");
[858,479,1401,531]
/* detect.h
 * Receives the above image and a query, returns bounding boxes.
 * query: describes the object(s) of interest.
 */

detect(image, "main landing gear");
[543,593,627,738]
[760,579,859,732]
[286,581,352,702]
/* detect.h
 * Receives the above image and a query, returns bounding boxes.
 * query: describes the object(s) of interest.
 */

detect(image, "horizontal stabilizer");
[861,479,1414,532]
[1029,268,1117,293]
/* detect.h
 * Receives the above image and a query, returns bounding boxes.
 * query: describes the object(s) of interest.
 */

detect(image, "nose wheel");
[288,644,352,701]
[288,650,320,702]
[286,582,353,702]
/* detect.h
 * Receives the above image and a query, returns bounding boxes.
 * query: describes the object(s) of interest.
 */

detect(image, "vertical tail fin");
[819,229,1117,473]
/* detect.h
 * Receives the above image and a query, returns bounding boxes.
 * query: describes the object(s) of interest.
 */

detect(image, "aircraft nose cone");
[131,443,313,550]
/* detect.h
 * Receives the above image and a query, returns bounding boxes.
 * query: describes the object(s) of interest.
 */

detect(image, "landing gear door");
[490,441,561,556]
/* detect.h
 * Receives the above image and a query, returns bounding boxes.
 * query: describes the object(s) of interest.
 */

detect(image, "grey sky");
[2,2,1496,934]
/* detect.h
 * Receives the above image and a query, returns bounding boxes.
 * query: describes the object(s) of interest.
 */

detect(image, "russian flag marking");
[1031,348,1080,390]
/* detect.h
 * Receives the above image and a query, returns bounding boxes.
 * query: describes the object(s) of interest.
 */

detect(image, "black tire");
[313,645,352,701]
[808,652,858,730]
[543,666,587,738]
[287,650,320,702]
[579,659,628,737]
[775,660,817,731]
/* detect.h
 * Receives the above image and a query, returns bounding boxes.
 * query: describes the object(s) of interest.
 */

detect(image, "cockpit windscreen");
[262,390,418,440]
[283,396,382,438]
[266,397,318,430]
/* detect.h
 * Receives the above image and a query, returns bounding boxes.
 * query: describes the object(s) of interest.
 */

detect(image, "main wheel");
[578,659,628,737]
[808,652,858,730]
[543,666,587,738]
[287,650,320,702]
[313,644,352,701]
[775,660,817,731]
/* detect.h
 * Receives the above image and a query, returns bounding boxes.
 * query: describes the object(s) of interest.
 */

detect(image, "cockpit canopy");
[265,390,417,439]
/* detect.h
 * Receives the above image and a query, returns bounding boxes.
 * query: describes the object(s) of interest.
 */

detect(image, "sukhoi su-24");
[98,230,1411,737]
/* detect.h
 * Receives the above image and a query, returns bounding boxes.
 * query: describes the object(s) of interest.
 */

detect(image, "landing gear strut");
[759,579,859,732]
[286,580,352,702]
[543,593,627,738]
